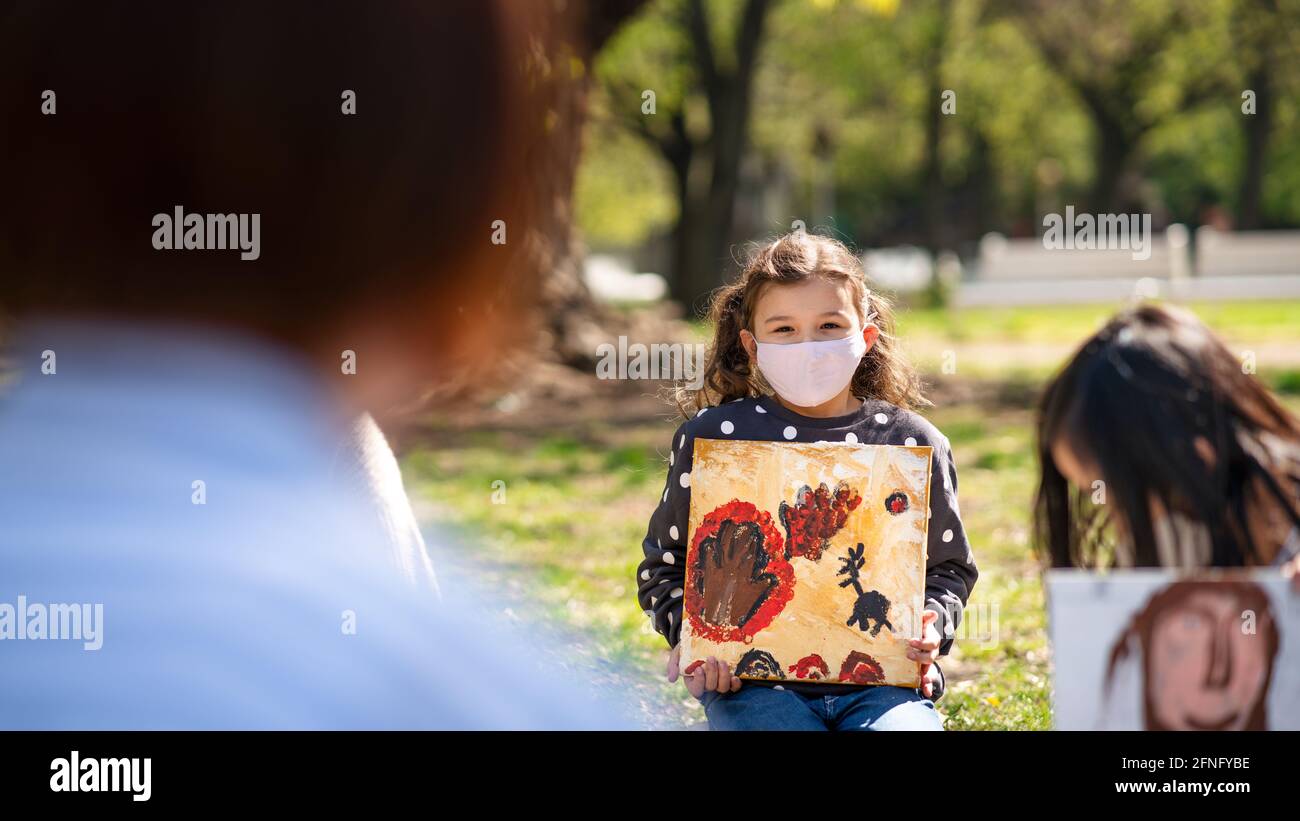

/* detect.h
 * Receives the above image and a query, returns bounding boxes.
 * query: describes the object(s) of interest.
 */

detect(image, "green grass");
[403,423,705,728]
[895,299,1300,346]
[923,404,1050,729]
[895,301,1300,385]
[1274,369,1300,395]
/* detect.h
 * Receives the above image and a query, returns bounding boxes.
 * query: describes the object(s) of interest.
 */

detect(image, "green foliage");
[574,127,677,246]
[1272,369,1300,395]
[578,0,1300,250]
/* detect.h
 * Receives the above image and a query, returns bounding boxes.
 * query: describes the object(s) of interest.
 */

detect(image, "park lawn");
[404,422,704,728]
[402,400,1054,730]
[924,403,1050,730]
[896,299,1300,345]
[894,300,1300,386]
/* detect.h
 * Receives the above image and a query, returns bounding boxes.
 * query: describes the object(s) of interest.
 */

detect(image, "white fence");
[975,225,1190,282]
[1197,228,1300,279]
[585,228,1300,307]
[958,226,1300,306]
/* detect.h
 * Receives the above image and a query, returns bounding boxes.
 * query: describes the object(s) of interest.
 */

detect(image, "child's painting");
[680,439,932,688]
[1047,569,1299,730]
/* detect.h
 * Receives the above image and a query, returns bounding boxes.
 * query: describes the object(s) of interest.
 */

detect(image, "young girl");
[634,232,979,731]
[1035,302,1300,579]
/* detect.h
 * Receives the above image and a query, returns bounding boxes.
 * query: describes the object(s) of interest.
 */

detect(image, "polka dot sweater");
[635,395,979,662]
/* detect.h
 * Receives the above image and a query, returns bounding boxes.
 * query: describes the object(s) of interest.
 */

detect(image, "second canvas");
[681,438,932,688]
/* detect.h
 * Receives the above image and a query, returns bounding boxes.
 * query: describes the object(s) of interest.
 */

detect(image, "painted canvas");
[680,439,932,688]
[1048,569,1299,730]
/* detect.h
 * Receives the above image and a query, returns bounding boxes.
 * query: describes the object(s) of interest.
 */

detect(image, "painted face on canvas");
[1146,589,1272,730]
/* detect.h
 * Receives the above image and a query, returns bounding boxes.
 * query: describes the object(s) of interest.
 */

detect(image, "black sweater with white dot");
[636,394,979,695]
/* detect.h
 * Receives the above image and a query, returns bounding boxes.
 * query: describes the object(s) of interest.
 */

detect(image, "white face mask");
[755,332,868,409]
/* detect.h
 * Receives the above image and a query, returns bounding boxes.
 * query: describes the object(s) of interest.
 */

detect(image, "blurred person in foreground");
[1036,303,1300,581]
[0,2,626,729]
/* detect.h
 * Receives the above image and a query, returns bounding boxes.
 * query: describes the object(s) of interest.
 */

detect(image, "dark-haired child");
[1036,302,1300,580]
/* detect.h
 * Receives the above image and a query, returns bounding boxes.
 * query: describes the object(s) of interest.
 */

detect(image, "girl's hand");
[908,609,942,696]
[920,664,942,700]
[667,644,741,699]
[1284,554,1300,593]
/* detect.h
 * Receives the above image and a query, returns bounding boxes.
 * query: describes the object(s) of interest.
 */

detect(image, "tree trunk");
[922,65,945,254]
[671,172,725,317]
[920,0,951,259]
[525,0,650,366]
[664,0,773,311]
[1088,115,1133,213]
[1238,66,1272,230]
[668,109,749,312]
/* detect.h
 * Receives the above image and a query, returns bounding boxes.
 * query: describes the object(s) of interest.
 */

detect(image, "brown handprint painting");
[681,439,932,688]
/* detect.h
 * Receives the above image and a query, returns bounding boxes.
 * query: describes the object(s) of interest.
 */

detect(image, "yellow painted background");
[681,439,931,687]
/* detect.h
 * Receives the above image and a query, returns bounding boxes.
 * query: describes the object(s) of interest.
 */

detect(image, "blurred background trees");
[577,0,1300,308]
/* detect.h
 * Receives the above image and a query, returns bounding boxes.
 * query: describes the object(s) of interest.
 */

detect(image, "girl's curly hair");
[676,231,926,417]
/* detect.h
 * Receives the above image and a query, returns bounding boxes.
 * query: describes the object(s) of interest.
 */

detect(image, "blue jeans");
[701,685,942,731]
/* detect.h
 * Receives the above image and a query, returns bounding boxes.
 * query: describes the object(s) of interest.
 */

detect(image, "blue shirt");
[0,319,626,729]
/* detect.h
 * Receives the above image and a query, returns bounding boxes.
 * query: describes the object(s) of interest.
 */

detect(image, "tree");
[1001,0,1226,213]
[598,0,777,311]
[510,0,652,368]
[1230,0,1300,228]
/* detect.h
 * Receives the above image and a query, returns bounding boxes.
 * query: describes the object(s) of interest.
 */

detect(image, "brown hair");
[0,2,552,369]
[679,232,925,416]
